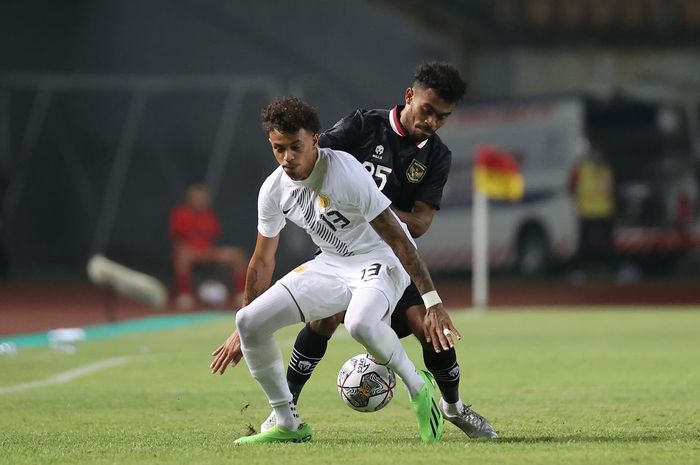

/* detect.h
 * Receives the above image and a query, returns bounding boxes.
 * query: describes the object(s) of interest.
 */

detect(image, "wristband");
[421,290,442,308]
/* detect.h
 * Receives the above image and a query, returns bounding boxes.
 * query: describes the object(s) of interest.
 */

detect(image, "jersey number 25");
[362,162,392,191]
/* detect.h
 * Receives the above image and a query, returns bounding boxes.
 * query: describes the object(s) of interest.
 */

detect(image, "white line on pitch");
[0,356,133,395]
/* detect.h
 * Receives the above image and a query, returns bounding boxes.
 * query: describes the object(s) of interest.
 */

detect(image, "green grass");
[1,308,699,465]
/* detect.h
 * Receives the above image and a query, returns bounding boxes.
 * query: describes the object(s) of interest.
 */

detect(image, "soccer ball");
[337,354,396,412]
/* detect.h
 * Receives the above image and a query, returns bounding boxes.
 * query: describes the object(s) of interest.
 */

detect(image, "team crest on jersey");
[318,194,331,211]
[406,159,427,183]
[375,145,384,155]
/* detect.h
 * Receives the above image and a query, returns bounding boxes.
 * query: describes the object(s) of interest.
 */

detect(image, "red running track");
[1,281,699,337]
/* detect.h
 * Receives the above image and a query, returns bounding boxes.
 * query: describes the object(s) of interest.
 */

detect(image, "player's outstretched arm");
[210,233,280,375]
[369,209,461,352]
[241,233,280,306]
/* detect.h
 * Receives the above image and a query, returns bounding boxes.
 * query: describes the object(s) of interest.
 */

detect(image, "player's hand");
[422,303,461,353]
[210,330,243,375]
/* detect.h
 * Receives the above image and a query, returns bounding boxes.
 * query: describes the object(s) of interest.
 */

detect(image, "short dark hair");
[261,97,320,134]
[413,61,467,103]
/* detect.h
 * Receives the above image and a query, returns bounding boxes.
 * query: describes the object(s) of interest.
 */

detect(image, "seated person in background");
[169,183,247,310]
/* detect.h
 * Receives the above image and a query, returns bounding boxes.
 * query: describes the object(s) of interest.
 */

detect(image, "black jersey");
[318,106,451,212]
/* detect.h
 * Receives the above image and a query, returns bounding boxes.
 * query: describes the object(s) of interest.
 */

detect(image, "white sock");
[442,399,464,416]
[272,401,301,431]
[386,349,424,396]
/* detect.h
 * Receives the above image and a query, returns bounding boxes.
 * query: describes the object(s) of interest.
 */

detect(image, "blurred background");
[1,0,699,329]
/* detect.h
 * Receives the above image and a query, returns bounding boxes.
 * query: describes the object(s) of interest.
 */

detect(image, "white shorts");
[277,249,410,322]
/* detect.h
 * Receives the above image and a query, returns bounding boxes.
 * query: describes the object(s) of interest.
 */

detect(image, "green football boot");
[410,370,444,443]
[234,423,313,444]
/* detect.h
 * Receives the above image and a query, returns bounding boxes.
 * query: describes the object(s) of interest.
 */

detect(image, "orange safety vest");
[575,160,614,219]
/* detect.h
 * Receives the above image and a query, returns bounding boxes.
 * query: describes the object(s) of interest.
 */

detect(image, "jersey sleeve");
[256,175,286,238]
[414,146,452,210]
[319,110,364,161]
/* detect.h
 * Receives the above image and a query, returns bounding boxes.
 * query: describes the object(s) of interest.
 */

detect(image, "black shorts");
[390,281,422,339]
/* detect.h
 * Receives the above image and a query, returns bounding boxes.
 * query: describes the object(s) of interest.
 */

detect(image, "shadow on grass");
[311,435,678,447]
[481,435,675,444]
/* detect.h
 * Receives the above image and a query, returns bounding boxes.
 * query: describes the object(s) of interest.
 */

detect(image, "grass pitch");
[1,308,698,465]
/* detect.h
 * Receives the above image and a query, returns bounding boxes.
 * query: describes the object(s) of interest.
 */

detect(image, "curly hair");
[413,61,467,103]
[261,97,320,134]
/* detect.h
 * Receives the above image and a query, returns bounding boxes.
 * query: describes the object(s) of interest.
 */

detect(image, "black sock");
[423,345,460,404]
[286,323,331,403]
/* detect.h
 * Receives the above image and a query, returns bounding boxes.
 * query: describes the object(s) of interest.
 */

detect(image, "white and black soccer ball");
[337,354,396,413]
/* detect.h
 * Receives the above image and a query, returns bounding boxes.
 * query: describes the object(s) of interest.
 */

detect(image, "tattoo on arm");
[243,267,266,306]
[370,209,435,295]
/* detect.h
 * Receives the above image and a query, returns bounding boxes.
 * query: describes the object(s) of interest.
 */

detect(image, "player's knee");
[413,326,428,344]
[235,307,257,337]
[310,314,342,338]
[404,305,428,342]
[345,319,373,346]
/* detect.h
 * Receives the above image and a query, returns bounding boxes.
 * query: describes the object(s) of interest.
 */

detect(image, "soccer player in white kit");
[210,97,460,444]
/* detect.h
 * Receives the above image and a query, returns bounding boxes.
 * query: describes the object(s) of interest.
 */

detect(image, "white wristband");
[421,290,442,308]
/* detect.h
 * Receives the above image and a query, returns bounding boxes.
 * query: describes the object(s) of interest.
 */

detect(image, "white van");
[417,96,581,274]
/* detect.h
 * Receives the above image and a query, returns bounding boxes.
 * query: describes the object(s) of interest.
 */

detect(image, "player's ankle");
[272,401,301,431]
[404,370,425,397]
[275,418,300,431]
[442,399,464,416]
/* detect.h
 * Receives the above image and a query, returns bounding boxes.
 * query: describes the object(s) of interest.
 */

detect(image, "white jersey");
[257,147,414,258]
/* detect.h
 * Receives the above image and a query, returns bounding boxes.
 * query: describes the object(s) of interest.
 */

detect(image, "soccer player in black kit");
[230,62,497,438]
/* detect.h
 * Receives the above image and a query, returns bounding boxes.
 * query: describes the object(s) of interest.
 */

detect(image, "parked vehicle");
[417,96,581,274]
[589,92,700,274]
[418,92,700,275]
